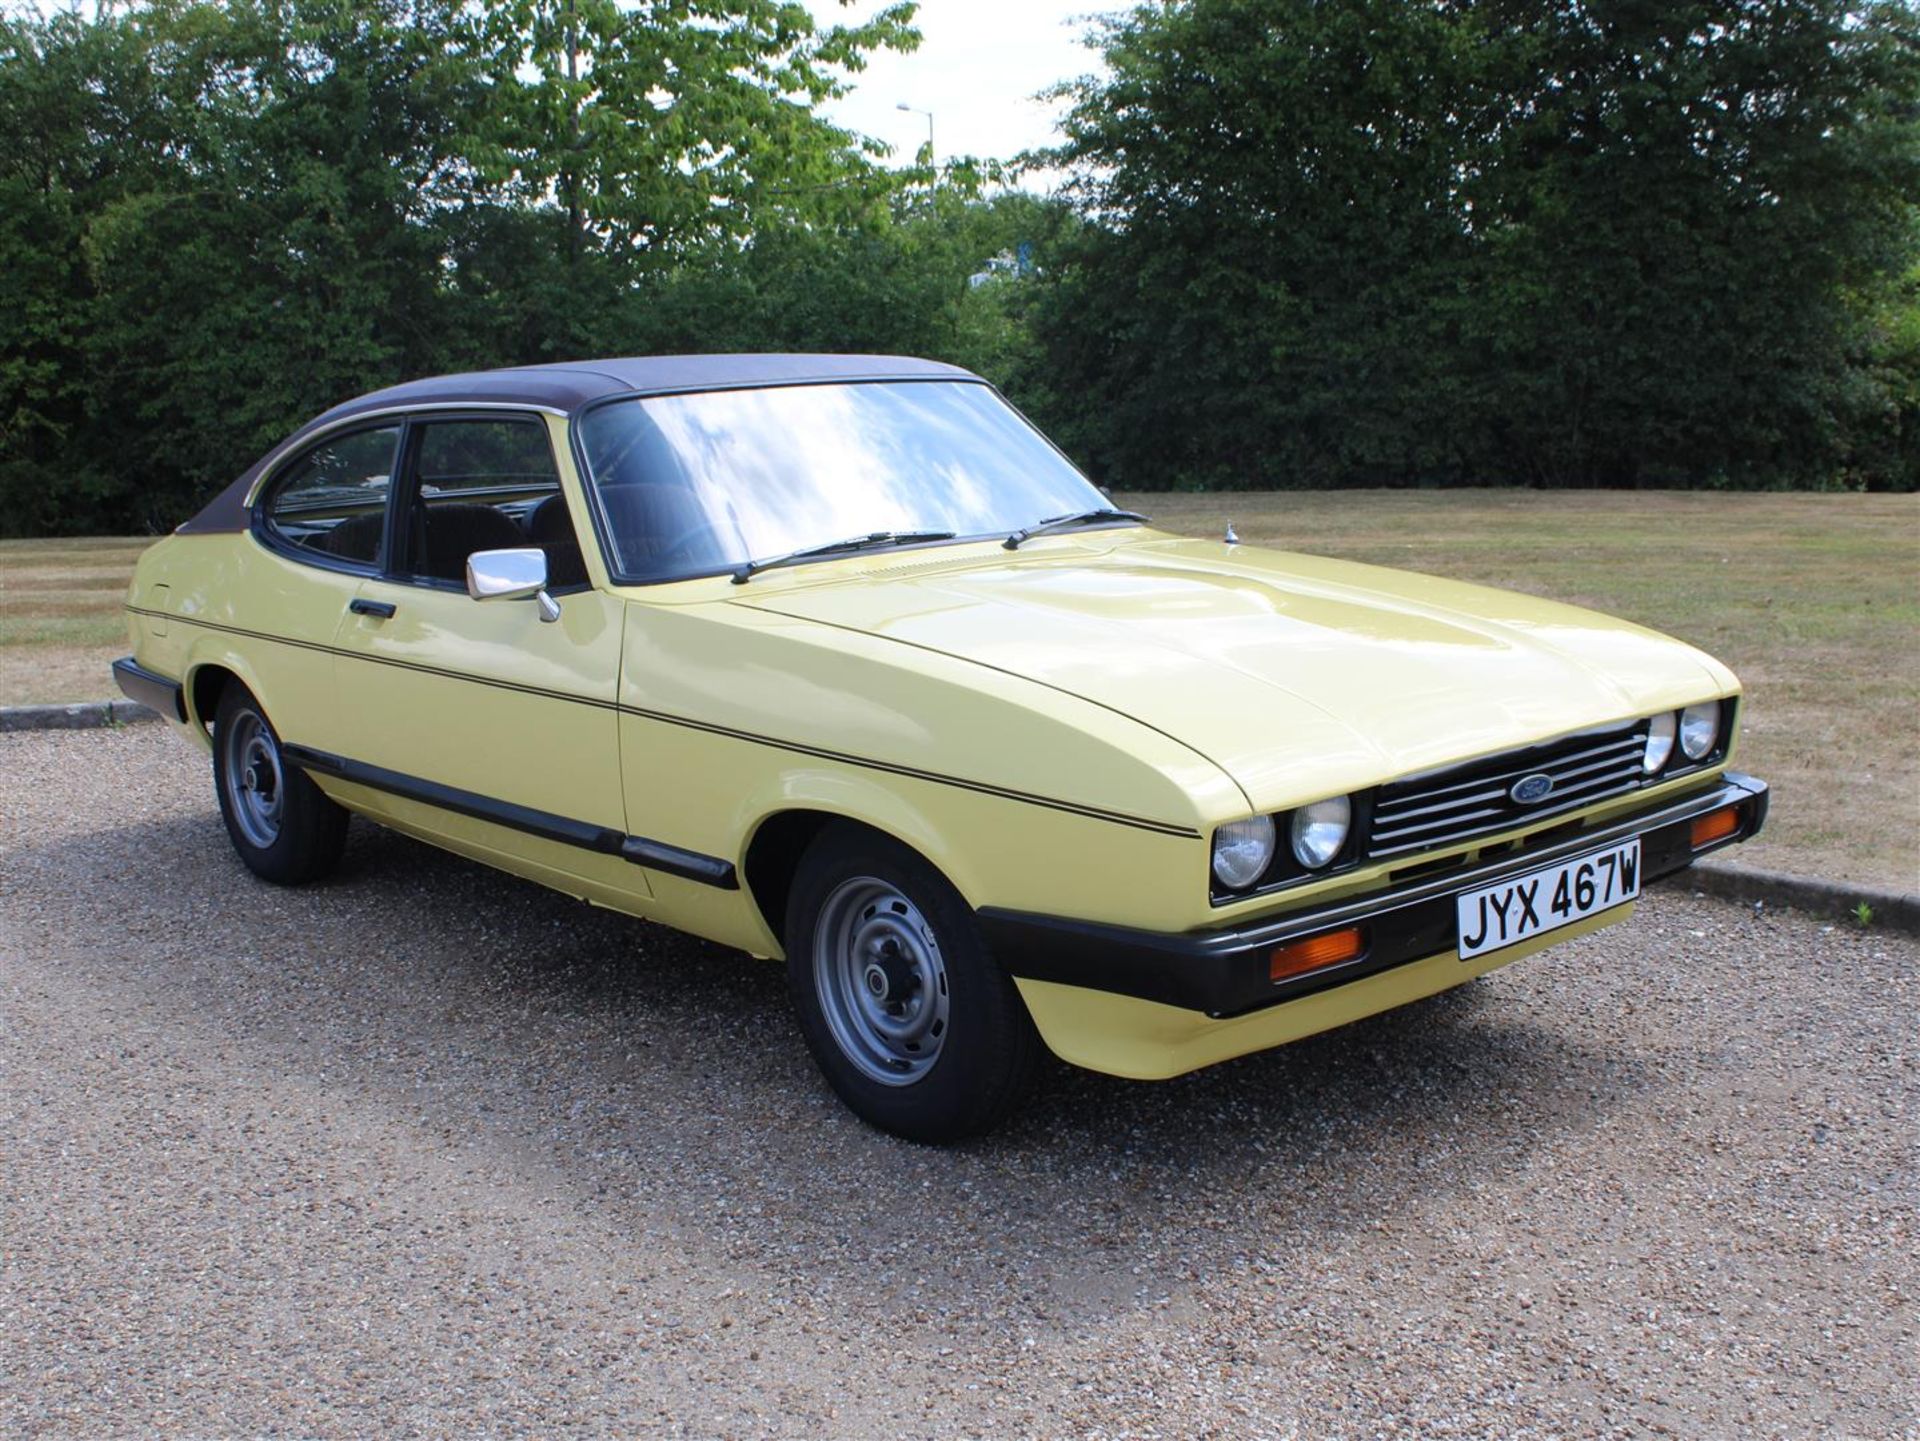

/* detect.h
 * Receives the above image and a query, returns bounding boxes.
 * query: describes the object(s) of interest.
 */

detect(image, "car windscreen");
[576,380,1109,582]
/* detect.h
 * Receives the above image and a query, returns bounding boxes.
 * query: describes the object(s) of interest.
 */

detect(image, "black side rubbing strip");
[618,837,740,888]
[284,744,622,850]
[282,744,739,888]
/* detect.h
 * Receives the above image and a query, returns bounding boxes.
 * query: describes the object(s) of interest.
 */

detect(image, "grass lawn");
[0,536,154,709]
[4,491,1915,887]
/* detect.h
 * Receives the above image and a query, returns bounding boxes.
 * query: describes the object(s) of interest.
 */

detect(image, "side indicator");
[1270,926,1368,984]
[1691,807,1741,850]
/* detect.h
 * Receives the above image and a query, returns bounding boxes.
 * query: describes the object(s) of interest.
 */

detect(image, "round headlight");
[1212,815,1276,890]
[1643,712,1676,774]
[1289,795,1352,869]
[1679,701,1720,760]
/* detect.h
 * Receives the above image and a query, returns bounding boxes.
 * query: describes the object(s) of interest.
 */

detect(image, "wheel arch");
[187,661,240,733]
[183,648,275,744]
[741,804,960,951]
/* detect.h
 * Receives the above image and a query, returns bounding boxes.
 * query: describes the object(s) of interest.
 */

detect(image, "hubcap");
[222,710,284,849]
[813,878,950,1086]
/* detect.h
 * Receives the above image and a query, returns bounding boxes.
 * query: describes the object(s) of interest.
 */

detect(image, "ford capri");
[114,355,1769,1140]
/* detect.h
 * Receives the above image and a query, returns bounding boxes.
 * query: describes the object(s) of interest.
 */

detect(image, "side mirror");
[466,547,561,623]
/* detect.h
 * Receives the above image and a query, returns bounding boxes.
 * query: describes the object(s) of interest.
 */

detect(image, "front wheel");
[786,826,1040,1143]
[212,683,348,884]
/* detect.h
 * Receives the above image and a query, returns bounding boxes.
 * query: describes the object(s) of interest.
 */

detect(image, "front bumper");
[983,772,1768,1021]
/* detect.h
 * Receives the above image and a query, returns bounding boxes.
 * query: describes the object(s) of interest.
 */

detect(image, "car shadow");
[23,807,1651,1317]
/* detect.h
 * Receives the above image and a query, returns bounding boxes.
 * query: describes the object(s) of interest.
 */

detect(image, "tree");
[0,7,199,529]
[1038,0,1920,490]
[1035,0,1493,489]
[465,0,918,263]
[612,185,1082,389]
[0,0,926,532]
[79,0,493,527]
[1462,0,1920,486]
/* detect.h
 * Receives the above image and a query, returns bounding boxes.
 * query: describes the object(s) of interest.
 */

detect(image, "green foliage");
[1033,0,1920,491]
[1845,259,1920,486]
[2,0,1915,534]
[617,188,1073,372]
[0,0,927,534]
[463,0,916,257]
[1462,0,1920,488]
[1030,0,1491,490]
[1852,900,1876,927]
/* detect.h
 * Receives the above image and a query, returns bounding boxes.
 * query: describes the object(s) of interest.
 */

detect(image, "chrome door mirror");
[466,547,561,623]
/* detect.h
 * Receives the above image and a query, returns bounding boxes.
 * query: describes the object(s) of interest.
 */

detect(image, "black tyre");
[212,683,348,884]
[785,825,1040,1142]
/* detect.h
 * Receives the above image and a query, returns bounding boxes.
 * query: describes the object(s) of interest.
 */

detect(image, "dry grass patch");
[0,537,153,705]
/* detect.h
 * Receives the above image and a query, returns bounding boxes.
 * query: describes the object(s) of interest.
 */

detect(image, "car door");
[328,410,643,901]
[242,421,405,755]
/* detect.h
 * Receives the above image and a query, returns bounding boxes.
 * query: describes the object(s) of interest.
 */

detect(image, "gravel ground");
[2,725,1913,1439]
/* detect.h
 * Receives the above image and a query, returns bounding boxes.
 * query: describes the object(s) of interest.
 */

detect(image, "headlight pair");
[1212,795,1352,891]
[1642,701,1723,775]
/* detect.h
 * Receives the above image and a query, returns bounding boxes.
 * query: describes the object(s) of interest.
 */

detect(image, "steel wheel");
[222,709,286,849]
[785,825,1040,1141]
[812,877,951,1085]
[211,683,347,885]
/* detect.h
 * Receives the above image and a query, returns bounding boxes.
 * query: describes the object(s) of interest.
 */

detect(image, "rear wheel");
[786,826,1039,1142]
[213,684,347,884]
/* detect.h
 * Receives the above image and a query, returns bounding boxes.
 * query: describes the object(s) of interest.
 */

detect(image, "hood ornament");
[1224,519,1239,545]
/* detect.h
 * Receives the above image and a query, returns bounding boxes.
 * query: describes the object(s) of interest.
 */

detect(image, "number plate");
[1456,839,1641,960]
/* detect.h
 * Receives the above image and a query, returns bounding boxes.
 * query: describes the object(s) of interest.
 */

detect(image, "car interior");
[269,418,591,592]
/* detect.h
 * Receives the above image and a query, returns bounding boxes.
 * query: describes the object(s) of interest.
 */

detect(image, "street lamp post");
[895,102,935,168]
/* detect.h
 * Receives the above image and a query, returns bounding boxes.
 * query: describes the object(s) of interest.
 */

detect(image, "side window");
[403,419,582,587]
[261,425,401,566]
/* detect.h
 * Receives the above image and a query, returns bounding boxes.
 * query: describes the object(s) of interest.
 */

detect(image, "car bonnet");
[730,536,1735,814]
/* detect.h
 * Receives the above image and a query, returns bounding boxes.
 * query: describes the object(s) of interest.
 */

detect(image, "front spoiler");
[982,772,1769,1019]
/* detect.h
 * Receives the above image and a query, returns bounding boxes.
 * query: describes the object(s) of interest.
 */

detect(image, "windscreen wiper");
[1003,507,1150,550]
[731,530,957,584]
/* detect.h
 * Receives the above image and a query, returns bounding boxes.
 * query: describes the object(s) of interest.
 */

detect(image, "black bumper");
[982,772,1769,1020]
[111,657,185,722]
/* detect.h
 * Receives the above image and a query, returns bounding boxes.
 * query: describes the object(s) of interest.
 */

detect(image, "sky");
[801,0,1109,173]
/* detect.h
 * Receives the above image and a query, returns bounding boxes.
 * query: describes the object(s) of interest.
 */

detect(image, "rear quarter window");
[261,425,401,566]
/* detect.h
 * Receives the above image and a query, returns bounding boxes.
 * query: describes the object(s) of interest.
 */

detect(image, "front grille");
[1367,723,1649,858]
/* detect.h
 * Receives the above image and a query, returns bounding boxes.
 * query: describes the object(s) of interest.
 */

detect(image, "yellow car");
[114,355,1769,1140]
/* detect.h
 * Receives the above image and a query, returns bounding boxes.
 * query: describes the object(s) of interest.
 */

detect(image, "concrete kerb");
[4,698,1915,936]
[1681,860,1919,937]
[1,699,164,732]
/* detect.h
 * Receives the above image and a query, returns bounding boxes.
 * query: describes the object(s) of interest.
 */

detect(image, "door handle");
[349,599,396,619]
